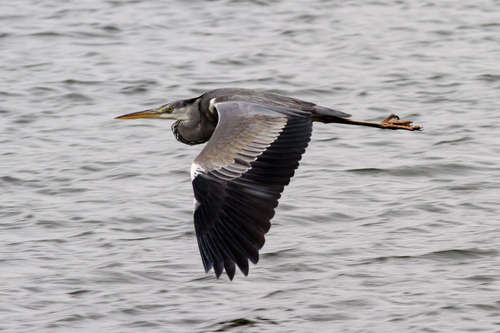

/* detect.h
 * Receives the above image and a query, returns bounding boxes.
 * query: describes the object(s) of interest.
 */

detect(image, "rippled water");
[2,0,500,332]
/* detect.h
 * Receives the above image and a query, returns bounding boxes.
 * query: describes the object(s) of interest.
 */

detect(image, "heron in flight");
[116,88,420,280]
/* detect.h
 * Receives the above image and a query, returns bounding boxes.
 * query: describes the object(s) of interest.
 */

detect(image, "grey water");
[1,0,500,332]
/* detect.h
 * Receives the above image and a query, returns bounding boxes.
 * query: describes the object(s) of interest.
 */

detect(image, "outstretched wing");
[191,101,312,280]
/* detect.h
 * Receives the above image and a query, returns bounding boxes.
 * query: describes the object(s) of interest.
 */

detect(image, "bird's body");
[170,88,350,145]
[117,88,420,280]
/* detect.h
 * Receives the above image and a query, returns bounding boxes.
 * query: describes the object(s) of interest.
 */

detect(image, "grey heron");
[116,88,420,280]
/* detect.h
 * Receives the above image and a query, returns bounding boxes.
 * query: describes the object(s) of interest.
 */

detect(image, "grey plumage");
[116,87,420,280]
[171,88,350,145]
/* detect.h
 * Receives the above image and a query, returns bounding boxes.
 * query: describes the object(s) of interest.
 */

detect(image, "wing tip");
[208,261,251,280]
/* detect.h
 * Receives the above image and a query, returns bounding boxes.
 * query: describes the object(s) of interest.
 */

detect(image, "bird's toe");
[382,114,422,131]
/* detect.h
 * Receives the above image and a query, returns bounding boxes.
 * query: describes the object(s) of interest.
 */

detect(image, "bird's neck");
[172,100,216,145]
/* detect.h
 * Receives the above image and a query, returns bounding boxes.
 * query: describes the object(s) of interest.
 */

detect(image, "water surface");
[1,1,500,332]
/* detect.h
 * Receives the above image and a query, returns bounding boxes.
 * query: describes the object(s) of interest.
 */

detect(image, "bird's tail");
[312,105,351,123]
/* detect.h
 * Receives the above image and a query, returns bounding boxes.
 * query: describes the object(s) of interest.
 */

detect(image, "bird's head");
[115,99,194,121]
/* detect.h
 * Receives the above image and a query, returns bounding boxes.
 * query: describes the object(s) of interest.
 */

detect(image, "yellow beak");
[115,108,164,120]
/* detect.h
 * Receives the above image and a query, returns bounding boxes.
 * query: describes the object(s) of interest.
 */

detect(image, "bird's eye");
[167,106,174,113]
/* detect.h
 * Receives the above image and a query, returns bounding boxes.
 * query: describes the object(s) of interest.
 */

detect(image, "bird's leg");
[339,114,421,131]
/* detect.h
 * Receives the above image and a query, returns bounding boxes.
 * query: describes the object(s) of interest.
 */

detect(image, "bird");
[116,88,420,280]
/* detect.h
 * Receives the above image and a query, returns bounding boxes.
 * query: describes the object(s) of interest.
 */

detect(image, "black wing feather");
[192,116,312,279]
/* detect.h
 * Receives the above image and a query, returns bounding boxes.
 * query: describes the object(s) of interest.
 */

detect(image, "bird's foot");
[381,114,421,131]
